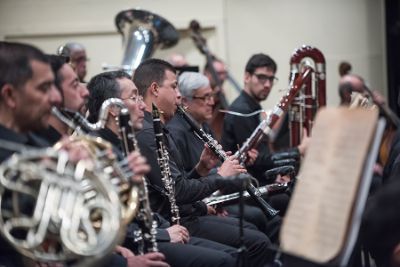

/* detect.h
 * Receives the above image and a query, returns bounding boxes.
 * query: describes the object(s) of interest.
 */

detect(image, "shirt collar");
[241,90,262,110]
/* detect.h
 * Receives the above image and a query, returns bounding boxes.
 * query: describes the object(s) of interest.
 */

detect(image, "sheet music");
[280,107,379,263]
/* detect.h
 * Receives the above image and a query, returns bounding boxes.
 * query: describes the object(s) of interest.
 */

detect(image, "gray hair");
[178,72,210,99]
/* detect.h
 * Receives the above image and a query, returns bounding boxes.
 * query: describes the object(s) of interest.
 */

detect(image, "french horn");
[0,142,123,265]
[52,99,141,225]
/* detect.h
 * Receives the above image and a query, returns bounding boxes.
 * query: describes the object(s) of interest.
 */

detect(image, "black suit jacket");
[136,111,228,221]
[221,91,275,180]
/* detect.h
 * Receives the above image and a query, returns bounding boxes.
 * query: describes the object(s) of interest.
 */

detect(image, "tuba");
[288,45,326,146]
[0,141,123,265]
[114,9,179,73]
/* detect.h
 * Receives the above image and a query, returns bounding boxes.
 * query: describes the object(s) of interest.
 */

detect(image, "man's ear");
[150,82,159,97]
[244,72,251,85]
[0,84,17,108]
[109,106,119,118]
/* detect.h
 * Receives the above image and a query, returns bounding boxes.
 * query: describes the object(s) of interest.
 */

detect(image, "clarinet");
[119,108,158,253]
[204,182,289,206]
[176,105,279,219]
[152,104,181,224]
[234,65,313,164]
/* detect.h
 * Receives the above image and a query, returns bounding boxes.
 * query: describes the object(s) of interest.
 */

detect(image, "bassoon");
[234,65,314,164]
[289,45,326,146]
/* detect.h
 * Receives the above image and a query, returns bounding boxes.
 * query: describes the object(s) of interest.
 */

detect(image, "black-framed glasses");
[192,93,215,102]
[253,73,278,84]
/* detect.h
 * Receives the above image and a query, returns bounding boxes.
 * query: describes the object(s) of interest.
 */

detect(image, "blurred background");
[0,0,398,112]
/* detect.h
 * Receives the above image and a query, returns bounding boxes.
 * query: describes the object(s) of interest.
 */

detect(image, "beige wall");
[0,0,386,108]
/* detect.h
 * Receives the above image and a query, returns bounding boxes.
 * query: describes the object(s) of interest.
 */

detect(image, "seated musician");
[86,70,238,267]
[0,41,63,267]
[0,42,132,267]
[133,58,277,267]
[29,54,168,267]
[221,53,308,185]
[57,42,88,83]
[221,54,309,215]
[166,71,281,239]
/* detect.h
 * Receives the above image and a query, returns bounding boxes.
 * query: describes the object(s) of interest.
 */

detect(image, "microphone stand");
[236,174,250,267]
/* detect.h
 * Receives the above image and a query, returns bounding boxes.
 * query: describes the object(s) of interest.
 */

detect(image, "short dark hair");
[0,41,48,92]
[87,70,131,122]
[46,54,68,92]
[245,53,277,75]
[362,179,400,266]
[133,58,176,96]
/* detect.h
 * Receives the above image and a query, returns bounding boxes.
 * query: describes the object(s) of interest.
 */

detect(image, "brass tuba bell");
[115,9,179,73]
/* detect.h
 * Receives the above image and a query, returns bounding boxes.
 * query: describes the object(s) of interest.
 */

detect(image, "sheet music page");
[280,107,378,263]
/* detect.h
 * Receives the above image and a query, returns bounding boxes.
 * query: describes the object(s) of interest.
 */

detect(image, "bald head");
[167,53,188,67]
[338,74,366,105]
[59,42,87,82]
[339,74,365,92]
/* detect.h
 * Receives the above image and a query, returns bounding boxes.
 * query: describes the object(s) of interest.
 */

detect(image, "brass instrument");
[51,98,140,224]
[118,106,158,253]
[152,104,181,224]
[289,45,326,146]
[0,141,122,264]
[109,9,179,73]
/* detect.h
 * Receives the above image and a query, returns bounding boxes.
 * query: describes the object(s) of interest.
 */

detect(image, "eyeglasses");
[122,95,144,103]
[253,73,278,84]
[192,93,215,102]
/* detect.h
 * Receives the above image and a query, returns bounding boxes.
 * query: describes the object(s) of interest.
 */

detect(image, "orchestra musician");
[57,42,88,83]
[221,53,309,180]
[133,58,276,267]
[0,41,63,267]
[86,70,238,267]
[166,71,281,240]
[35,55,168,267]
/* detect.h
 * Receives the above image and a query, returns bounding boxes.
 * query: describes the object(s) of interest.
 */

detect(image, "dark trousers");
[183,215,275,267]
[224,203,282,243]
[158,237,236,267]
[225,204,268,233]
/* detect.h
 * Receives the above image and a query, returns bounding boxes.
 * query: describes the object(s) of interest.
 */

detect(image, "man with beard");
[37,57,169,267]
[86,70,238,267]
[221,54,308,185]
[36,55,89,143]
[134,58,276,267]
[0,41,62,266]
